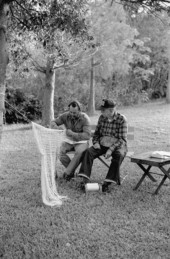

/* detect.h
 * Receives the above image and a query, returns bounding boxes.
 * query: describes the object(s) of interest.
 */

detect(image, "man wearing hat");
[77,99,128,192]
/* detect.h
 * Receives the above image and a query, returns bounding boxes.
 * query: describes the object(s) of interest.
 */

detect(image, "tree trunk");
[87,57,95,116]
[166,67,170,103]
[41,57,55,126]
[0,3,9,142]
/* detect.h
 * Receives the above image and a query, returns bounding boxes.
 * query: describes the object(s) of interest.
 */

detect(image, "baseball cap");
[100,99,116,109]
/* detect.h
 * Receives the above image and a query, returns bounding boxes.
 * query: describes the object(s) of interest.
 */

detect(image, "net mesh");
[32,122,67,207]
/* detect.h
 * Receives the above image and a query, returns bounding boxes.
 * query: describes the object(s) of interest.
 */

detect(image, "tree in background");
[0,2,10,141]
[85,0,137,114]
[163,27,170,103]
[85,0,153,113]
[129,11,169,101]
[1,0,88,135]
[1,0,170,134]
[9,1,90,126]
[50,7,169,110]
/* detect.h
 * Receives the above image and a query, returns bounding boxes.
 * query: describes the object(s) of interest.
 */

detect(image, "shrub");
[4,87,42,124]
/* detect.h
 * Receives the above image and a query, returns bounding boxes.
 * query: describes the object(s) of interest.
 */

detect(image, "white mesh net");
[32,122,67,207]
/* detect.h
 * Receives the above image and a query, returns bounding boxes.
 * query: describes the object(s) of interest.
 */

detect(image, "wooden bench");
[67,124,135,184]
[90,125,134,184]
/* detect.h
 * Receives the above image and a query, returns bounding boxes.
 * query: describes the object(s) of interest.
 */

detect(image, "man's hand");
[66,129,74,137]
[51,121,57,128]
[105,149,112,159]
[93,143,101,149]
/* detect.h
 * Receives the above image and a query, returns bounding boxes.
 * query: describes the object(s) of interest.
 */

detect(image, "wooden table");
[131,152,170,194]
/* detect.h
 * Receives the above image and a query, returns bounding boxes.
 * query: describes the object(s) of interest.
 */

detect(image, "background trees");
[0,0,90,130]
[9,1,90,125]
[1,0,170,126]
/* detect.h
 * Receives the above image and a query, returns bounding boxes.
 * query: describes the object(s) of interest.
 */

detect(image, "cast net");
[32,122,67,207]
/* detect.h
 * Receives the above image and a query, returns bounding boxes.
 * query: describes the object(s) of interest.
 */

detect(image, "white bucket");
[85,183,101,192]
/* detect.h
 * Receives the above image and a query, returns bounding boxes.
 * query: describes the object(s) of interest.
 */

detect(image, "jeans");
[60,142,89,175]
[78,145,127,184]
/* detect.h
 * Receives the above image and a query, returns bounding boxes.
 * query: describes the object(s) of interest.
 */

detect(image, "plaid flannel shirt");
[93,112,128,151]
[55,111,91,142]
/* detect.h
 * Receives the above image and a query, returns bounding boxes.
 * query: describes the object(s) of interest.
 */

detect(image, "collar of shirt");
[103,111,118,122]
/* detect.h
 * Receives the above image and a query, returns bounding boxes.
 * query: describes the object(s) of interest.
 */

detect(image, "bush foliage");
[4,87,42,124]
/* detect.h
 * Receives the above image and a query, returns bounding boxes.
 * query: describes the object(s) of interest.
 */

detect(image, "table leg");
[153,166,170,195]
[154,175,167,195]
[133,164,157,191]
[138,164,157,182]
[159,166,170,180]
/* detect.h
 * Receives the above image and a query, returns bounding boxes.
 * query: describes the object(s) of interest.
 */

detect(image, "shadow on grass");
[3,124,32,132]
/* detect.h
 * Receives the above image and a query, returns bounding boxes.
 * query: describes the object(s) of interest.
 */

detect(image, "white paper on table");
[150,151,170,159]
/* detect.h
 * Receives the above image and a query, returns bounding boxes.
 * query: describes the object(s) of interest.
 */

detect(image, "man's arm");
[92,116,102,145]
[51,113,66,127]
[71,114,91,141]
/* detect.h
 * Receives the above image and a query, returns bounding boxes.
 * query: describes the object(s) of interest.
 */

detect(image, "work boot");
[102,182,111,193]
[79,177,89,192]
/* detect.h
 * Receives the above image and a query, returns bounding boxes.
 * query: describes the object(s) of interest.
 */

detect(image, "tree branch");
[14,0,32,16]
[29,56,46,73]
[31,67,46,74]
[24,49,46,73]
[53,47,100,71]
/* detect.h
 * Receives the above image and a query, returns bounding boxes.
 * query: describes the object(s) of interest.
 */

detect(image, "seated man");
[77,99,128,192]
[51,100,91,180]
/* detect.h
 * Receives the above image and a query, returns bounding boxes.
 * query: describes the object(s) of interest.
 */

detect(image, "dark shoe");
[80,182,86,192]
[63,173,74,181]
[102,182,111,193]
[79,177,89,192]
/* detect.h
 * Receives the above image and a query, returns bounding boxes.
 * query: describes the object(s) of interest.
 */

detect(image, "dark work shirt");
[55,111,91,142]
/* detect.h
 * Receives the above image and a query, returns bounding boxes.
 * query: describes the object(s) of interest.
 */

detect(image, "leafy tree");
[162,25,170,103]
[0,0,170,140]
[0,2,10,141]
[118,0,170,13]
[0,0,89,138]
[85,0,152,113]
[5,86,41,123]
[129,11,170,101]
[9,1,90,126]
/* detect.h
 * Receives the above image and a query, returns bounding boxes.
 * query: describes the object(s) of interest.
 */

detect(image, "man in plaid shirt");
[78,99,128,192]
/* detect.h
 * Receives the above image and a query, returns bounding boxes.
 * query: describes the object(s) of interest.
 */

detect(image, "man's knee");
[74,148,88,158]
[111,150,126,164]
[114,147,127,157]
[75,144,89,156]
[85,146,97,158]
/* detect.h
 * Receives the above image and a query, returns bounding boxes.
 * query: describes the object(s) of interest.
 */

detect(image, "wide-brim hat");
[100,99,116,109]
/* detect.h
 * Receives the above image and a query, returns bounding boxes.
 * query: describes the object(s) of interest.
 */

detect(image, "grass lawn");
[0,100,170,259]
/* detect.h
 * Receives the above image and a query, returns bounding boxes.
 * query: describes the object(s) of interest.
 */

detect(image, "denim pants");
[78,145,127,184]
[59,142,89,175]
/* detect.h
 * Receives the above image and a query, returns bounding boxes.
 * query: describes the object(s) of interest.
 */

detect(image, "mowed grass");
[0,100,170,259]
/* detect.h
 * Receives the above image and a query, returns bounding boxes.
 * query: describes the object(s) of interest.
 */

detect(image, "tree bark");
[41,56,55,126]
[87,57,95,116]
[166,67,170,103]
[0,3,9,142]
